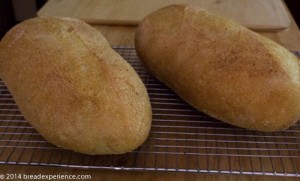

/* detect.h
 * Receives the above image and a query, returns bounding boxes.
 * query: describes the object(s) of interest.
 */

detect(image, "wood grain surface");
[37,0,291,31]
[90,1,300,51]
[0,165,299,181]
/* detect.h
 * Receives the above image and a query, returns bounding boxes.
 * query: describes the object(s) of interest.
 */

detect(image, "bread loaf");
[0,17,152,154]
[135,5,300,132]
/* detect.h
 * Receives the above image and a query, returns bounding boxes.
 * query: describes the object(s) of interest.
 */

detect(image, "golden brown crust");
[135,4,300,132]
[0,17,152,154]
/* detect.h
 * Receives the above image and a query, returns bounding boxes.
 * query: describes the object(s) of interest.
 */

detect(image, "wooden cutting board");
[38,0,291,31]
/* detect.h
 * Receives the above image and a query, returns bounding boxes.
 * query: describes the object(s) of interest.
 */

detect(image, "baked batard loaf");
[135,4,300,132]
[0,17,152,154]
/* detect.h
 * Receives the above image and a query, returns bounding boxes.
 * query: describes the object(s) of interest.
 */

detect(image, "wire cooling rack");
[0,47,299,177]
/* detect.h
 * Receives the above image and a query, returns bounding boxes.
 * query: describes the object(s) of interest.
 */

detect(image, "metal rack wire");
[0,47,299,177]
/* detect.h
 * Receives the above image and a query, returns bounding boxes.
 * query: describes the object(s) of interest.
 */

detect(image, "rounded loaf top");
[135,4,300,132]
[0,17,152,154]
